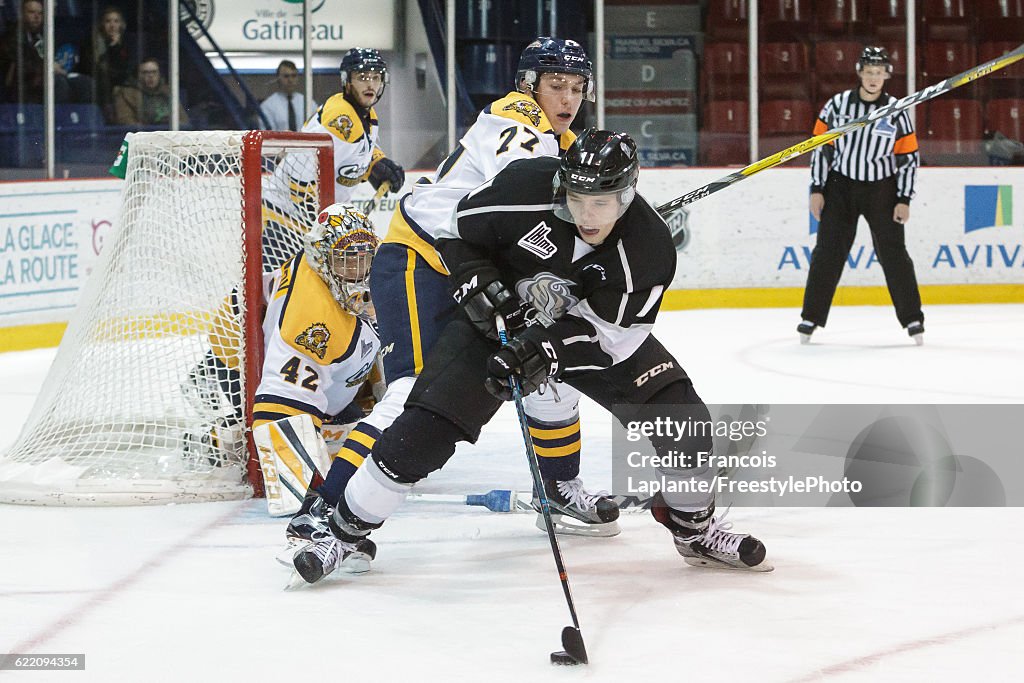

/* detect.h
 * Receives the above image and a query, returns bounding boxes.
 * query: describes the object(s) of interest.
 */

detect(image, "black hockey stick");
[655,42,1024,218]
[495,315,588,666]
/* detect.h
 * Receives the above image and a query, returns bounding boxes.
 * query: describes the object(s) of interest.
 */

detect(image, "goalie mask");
[553,128,639,227]
[304,203,380,317]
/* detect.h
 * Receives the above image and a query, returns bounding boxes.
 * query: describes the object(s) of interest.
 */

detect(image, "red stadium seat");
[921,0,973,40]
[760,99,815,135]
[924,42,977,80]
[814,41,862,74]
[814,0,869,35]
[986,100,1023,141]
[879,41,910,75]
[704,100,749,133]
[759,42,811,99]
[977,0,1024,40]
[924,100,983,155]
[978,42,1024,99]
[700,133,749,166]
[759,0,811,40]
[703,42,749,101]
[869,0,907,40]
[706,0,749,41]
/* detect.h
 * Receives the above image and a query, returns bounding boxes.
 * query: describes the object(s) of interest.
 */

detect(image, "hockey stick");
[655,42,1024,218]
[495,315,588,666]
[365,180,390,213]
[405,489,529,512]
[407,489,653,513]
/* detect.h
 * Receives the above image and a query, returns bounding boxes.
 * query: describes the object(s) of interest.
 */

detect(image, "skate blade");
[799,333,811,345]
[536,513,621,538]
[912,334,924,346]
[283,571,311,591]
[339,552,372,574]
[275,539,310,567]
[683,555,775,572]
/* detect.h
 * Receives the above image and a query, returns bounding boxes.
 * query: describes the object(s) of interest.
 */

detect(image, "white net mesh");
[0,131,329,505]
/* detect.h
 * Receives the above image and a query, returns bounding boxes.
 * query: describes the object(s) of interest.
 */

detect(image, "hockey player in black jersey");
[292,129,772,584]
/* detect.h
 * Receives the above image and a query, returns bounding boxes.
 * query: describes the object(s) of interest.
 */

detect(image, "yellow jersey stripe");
[405,249,425,374]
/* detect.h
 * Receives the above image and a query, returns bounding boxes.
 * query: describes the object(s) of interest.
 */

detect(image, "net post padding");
[0,130,334,506]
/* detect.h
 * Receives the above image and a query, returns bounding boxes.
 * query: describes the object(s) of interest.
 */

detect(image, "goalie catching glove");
[486,326,564,400]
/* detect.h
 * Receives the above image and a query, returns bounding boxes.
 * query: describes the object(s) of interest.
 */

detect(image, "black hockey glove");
[485,327,563,401]
[452,263,519,339]
[369,157,405,193]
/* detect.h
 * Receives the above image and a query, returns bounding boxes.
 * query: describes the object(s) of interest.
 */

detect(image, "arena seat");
[759,99,815,136]
[814,0,869,36]
[759,42,810,100]
[921,0,973,41]
[702,42,748,101]
[924,42,977,80]
[759,0,811,40]
[869,0,908,40]
[704,100,749,133]
[985,99,1023,142]
[706,0,749,41]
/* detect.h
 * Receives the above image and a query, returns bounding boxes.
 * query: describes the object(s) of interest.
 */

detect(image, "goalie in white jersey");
[305,38,622,548]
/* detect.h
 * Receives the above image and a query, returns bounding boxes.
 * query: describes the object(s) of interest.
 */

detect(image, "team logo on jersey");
[345,360,374,387]
[295,322,331,359]
[360,339,374,358]
[502,99,543,127]
[872,116,896,138]
[328,114,354,140]
[515,272,579,321]
[518,221,557,259]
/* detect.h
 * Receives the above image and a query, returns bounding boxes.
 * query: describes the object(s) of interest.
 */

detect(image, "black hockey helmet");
[516,37,595,102]
[340,48,389,103]
[553,128,639,223]
[856,46,893,74]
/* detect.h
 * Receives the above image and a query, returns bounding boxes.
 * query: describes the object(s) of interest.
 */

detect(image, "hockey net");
[0,131,334,505]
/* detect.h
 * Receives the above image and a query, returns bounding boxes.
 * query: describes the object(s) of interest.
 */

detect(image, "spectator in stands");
[1,0,93,104]
[79,6,136,121]
[113,57,188,127]
[259,59,316,131]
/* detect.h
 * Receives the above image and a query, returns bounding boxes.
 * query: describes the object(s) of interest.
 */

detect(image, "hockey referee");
[798,46,925,345]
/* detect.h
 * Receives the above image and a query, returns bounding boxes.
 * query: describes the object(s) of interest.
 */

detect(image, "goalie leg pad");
[254,414,332,517]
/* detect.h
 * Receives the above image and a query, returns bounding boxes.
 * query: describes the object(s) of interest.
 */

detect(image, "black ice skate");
[652,495,772,572]
[275,490,334,567]
[532,477,621,537]
[797,320,817,344]
[290,533,377,586]
[906,321,924,346]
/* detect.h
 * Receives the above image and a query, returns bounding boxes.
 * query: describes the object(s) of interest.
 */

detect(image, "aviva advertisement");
[184,0,395,52]
[634,167,1024,293]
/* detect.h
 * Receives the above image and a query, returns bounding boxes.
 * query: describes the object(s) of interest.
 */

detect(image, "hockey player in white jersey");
[297,39,620,569]
[261,48,405,267]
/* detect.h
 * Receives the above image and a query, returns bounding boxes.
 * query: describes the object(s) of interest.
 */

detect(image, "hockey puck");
[550,650,582,666]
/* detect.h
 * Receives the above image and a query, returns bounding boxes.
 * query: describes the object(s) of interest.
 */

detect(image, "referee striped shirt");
[810,89,919,203]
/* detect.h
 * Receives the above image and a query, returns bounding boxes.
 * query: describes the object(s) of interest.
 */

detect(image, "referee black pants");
[801,172,923,328]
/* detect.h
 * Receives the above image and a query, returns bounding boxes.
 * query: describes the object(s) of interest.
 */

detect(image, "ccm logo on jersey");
[518,221,557,259]
[635,361,674,387]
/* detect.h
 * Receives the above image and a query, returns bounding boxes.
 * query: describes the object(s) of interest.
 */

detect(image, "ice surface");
[1,305,1022,681]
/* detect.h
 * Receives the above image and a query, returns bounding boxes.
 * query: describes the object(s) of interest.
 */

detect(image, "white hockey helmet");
[303,203,380,317]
